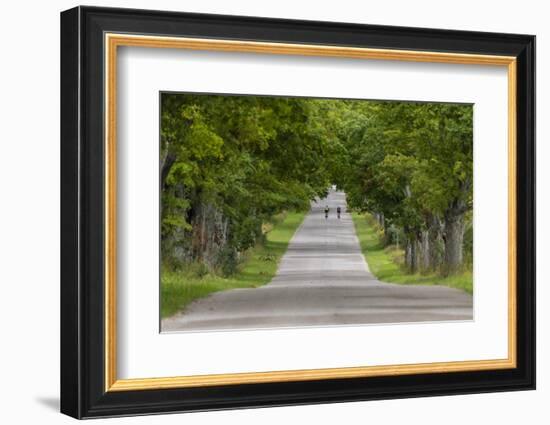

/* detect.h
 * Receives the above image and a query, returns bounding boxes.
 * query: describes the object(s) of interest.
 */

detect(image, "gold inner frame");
[104,33,517,392]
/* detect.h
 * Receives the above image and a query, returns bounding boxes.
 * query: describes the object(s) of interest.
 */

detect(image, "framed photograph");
[60,6,535,419]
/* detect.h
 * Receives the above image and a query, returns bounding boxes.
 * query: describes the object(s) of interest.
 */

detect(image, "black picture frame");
[60,5,535,419]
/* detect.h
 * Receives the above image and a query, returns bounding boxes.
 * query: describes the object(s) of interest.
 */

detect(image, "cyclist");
[324,205,329,219]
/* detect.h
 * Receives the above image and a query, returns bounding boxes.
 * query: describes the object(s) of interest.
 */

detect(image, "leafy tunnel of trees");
[161,93,473,277]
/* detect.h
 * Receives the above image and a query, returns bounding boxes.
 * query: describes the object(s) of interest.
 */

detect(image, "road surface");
[162,190,473,332]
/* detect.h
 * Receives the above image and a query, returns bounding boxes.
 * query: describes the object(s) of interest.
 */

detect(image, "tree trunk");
[160,152,176,189]
[413,236,421,273]
[420,230,430,272]
[443,213,465,274]
[429,234,443,272]
[426,215,443,272]
[405,241,412,271]
[222,217,229,246]
[405,236,420,273]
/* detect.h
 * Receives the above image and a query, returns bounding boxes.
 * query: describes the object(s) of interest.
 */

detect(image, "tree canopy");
[160,93,473,276]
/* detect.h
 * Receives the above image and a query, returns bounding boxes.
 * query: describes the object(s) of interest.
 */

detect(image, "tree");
[334,100,473,274]
[160,94,333,272]
[160,93,473,278]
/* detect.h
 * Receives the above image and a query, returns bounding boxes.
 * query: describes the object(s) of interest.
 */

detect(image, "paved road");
[162,190,473,332]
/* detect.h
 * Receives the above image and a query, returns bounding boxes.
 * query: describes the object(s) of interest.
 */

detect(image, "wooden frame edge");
[108,358,516,391]
[104,33,518,392]
[507,59,518,369]
[105,33,118,390]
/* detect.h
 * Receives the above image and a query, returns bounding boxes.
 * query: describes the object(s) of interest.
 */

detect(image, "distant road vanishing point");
[162,190,473,332]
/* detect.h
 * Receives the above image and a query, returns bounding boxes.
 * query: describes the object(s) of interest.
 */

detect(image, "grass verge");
[351,212,472,294]
[161,211,306,319]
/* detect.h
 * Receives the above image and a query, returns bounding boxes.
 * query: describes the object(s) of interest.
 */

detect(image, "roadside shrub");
[217,246,239,277]
[259,252,276,262]
[385,225,403,248]
[462,222,473,269]
[189,262,209,278]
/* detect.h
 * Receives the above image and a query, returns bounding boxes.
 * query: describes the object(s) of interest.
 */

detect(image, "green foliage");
[336,101,473,274]
[216,246,238,277]
[161,94,334,268]
[160,92,473,287]
[462,211,474,268]
[161,211,306,318]
[341,102,472,227]
[352,212,472,294]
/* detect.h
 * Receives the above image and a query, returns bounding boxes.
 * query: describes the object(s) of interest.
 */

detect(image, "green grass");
[161,211,306,319]
[351,212,472,294]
